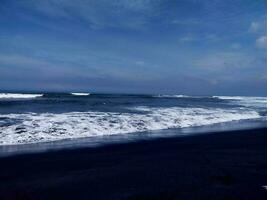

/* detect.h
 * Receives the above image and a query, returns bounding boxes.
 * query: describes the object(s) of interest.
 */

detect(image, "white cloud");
[249,16,267,49]
[249,16,267,33]
[249,22,260,32]
[256,36,267,49]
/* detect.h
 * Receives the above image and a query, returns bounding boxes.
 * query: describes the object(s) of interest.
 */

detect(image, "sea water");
[0,92,266,150]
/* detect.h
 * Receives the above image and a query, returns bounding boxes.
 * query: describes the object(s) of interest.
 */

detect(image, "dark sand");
[0,128,267,200]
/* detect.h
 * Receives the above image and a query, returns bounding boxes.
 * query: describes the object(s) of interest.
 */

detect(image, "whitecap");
[214,96,267,108]
[71,93,90,96]
[213,96,245,100]
[0,93,43,99]
[155,94,189,98]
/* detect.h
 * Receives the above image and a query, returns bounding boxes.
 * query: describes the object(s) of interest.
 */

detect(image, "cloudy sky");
[0,0,267,95]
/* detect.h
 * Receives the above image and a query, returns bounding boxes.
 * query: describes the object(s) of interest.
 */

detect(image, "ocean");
[0,92,267,154]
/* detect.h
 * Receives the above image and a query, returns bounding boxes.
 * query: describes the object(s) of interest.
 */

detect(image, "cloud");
[249,16,267,33]
[178,34,222,43]
[171,18,200,26]
[249,22,260,32]
[179,36,196,43]
[230,43,241,50]
[249,16,267,49]
[256,36,267,49]
[0,54,47,67]
[193,52,253,71]
[204,34,222,42]
[0,53,102,80]
[0,52,163,93]
[19,0,162,30]
[135,61,145,66]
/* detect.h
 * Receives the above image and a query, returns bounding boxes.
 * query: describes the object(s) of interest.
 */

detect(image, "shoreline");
[0,127,267,199]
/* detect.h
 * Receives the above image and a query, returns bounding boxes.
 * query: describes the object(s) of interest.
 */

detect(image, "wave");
[214,96,267,101]
[214,96,267,108]
[0,107,260,145]
[71,93,90,96]
[155,94,190,98]
[154,94,214,99]
[155,95,267,105]
[0,93,43,99]
[213,96,245,100]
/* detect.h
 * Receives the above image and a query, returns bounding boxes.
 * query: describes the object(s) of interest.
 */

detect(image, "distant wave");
[155,95,267,103]
[0,107,260,145]
[71,93,90,96]
[213,96,245,100]
[214,96,267,108]
[155,94,190,98]
[0,93,43,99]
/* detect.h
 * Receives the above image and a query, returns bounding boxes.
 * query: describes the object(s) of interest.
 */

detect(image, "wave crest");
[155,95,189,98]
[0,93,43,99]
[214,96,267,108]
[71,93,90,96]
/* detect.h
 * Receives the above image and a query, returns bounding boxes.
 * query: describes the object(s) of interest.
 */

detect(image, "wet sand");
[0,128,267,199]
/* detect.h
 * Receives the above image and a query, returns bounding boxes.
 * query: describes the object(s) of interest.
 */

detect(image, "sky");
[0,0,267,95]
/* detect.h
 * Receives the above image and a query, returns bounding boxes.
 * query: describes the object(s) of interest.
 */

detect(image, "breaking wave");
[0,93,43,99]
[0,107,260,145]
[155,95,267,108]
[154,95,190,98]
[214,96,267,108]
[213,96,245,100]
[71,93,90,96]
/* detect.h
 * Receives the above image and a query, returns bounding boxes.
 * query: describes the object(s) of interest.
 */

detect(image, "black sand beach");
[0,128,267,200]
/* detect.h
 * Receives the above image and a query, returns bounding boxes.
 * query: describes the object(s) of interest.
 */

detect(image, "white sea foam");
[0,93,43,99]
[71,93,90,96]
[0,107,260,145]
[214,96,245,100]
[214,96,267,108]
[155,94,189,98]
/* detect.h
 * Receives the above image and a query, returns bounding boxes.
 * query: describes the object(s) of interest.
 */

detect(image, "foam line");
[0,107,260,145]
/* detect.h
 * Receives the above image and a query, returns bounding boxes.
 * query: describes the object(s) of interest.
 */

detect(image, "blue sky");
[0,0,267,95]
